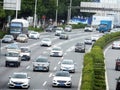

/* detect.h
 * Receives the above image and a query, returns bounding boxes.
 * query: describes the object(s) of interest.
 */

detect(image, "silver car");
[33,55,50,72]
[2,35,14,43]
[60,59,76,73]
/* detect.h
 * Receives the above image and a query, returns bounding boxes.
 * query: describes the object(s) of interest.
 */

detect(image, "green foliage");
[72,23,87,29]
[81,31,120,90]
[28,27,44,32]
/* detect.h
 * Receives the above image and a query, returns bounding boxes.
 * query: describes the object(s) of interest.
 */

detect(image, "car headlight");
[67,80,71,83]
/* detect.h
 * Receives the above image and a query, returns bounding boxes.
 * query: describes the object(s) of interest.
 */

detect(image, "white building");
[80,0,120,26]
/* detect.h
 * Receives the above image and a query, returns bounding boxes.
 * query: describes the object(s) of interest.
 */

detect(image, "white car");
[84,25,93,32]
[40,38,52,46]
[33,55,50,72]
[29,31,40,39]
[55,28,64,36]
[20,47,31,61]
[84,38,92,45]
[91,35,101,41]
[8,72,30,89]
[50,46,63,57]
[112,41,120,49]
[65,25,72,32]
[60,59,75,73]
[6,43,21,52]
[52,71,72,88]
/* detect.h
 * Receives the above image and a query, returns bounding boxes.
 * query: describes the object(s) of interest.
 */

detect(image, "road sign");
[3,0,21,10]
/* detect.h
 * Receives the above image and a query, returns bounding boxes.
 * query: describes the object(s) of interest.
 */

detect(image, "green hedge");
[81,31,120,90]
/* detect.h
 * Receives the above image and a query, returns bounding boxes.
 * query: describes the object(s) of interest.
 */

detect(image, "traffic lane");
[0,31,96,89]
[105,45,120,90]
[23,47,85,90]
[0,30,98,49]
[28,38,92,90]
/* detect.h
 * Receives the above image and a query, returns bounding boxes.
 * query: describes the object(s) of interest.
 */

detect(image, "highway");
[105,43,120,90]
[0,29,102,90]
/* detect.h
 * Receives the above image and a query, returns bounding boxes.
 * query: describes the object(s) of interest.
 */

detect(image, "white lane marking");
[26,66,30,69]
[49,73,53,78]
[58,61,61,65]
[104,44,112,90]
[66,46,75,52]
[43,81,47,86]
[54,66,57,71]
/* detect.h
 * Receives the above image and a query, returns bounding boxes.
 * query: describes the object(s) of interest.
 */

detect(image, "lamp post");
[34,0,37,28]
[0,39,1,60]
[55,0,58,26]
[69,0,72,20]
[67,0,72,24]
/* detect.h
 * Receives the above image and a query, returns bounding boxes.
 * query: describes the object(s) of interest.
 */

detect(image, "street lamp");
[69,0,72,20]
[55,0,58,26]
[67,0,72,24]
[0,39,1,60]
[34,0,37,28]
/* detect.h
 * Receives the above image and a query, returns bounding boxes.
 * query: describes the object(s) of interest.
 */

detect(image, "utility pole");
[67,0,72,24]
[69,0,72,20]
[55,0,58,26]
[34,0,37,28]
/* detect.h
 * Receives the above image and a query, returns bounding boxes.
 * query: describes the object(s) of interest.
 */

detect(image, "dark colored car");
[75,42,85,53]
[116,77,120,90]
[45,25,57,32]
[115,57,120,70]
[2,35,14,43]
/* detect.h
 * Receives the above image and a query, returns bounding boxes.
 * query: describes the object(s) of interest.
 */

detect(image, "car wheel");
[115,66,118,70]
[5,63,8,67]
[47,67,49,72]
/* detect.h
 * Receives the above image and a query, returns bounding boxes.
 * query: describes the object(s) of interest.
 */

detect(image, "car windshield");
[19,34,26,37]
[62,60,73,65]
[7,44,19,50]
[4,35,12,38]
[55,71,70,77]
[42,38,50,41]
[76,43,83,46]
[36,57,47,62]
[31,32,38,34]
[7,52,19,57]
[21,48,29,52]
[52,47,61,51]
[12,73,27,79]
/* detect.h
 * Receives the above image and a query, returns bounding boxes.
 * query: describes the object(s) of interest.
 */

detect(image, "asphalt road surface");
[0,29,102,90]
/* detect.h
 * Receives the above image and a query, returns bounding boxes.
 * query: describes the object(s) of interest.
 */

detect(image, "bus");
[9,19,29,39]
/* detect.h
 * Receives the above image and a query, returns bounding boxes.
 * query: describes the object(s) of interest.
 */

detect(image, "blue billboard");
[92,0,100,2]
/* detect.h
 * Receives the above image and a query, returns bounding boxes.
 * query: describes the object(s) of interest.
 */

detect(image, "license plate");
[16,84,21,86]
[9,63,14,66]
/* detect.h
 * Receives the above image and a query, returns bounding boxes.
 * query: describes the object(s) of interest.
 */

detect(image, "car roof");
[55,71,70,76]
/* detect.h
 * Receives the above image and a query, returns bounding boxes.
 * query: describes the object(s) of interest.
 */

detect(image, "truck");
[98,20,112,33]
[5,51,21,67]
[9,19,29,39]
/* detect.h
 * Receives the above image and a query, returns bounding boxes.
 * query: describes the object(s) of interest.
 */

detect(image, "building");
[80,0,120,26]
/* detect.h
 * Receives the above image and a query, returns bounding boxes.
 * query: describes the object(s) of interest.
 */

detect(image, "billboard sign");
[3,0,21,10]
